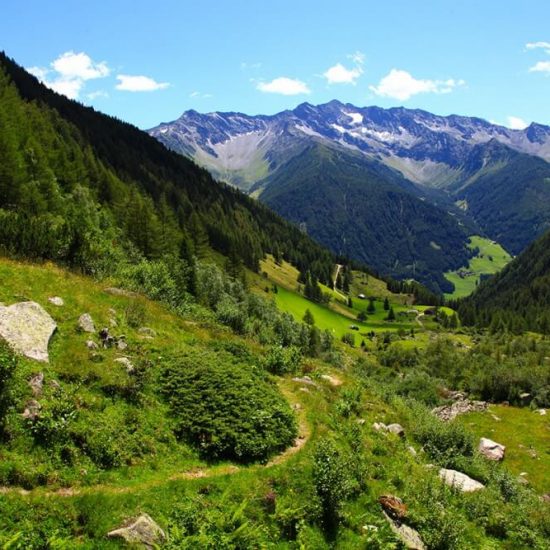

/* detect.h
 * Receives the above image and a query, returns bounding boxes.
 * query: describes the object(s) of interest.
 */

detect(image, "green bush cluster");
[160,349,297,462]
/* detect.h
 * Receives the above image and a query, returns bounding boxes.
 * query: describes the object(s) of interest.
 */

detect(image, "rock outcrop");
[478,437,505,461]
[107,514,165,548]
[439,468,485,492]
[0,301,57,362]
[432,399,487,422]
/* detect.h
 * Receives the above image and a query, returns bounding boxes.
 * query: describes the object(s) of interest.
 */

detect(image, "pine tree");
[383,297,390,311]
[367,298,376,314]
[303,309,315,326]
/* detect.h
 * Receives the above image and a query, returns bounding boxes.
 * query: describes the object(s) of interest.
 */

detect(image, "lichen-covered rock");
[107,514,165,548]
[29,372,44,396]
[439,468,485,492]
[0,301,57,362]
[478,437,505,461]
[78,313,95,333]
[22,399,41,420]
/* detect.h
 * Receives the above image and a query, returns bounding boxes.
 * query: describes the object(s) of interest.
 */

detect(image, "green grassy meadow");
[445,235,512,298]
[457,404,550,493]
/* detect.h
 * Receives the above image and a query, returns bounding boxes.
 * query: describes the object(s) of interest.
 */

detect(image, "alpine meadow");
[1,2,550,549]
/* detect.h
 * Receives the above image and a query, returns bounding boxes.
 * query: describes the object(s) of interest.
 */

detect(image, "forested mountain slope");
[259,144,471,293]
[458,229,550,331]
[0,52,334,284]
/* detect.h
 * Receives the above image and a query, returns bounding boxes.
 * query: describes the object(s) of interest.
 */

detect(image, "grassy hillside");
[444,236,512,298]
[0,259,549,547]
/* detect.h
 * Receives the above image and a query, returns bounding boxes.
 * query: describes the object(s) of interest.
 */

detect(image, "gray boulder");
[478,437,505,461]
[107,513,165,548]
[0,301,57,362]
[383,512,426,550]
[78,313,96,333]
[439,468,485,492]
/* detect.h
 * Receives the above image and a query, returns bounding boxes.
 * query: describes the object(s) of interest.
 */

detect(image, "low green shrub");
[160,349,297,462]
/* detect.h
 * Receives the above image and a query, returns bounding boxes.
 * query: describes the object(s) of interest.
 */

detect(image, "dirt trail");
[0,383,314,499]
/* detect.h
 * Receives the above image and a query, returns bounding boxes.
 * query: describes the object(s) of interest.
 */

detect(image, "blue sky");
[2,0,550,129]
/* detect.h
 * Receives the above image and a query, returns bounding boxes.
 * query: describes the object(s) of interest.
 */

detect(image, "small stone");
[356,418,366,426]
[86,340,99,350]
[407,446,417,457]
[536,409,546,416]
[48,296,64,306]
[373,422,387,432]
[117,339,128,351]
[78,313,95,333]
[107,514,165,548]
[138,327,156,337]
[478,437,505,461]
[386,423,405,437]
[22,399,41,421]
[29,372,44,397]
[115,357,135,373]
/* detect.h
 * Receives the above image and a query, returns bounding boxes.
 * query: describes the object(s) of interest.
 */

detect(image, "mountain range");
[150,101,550,292]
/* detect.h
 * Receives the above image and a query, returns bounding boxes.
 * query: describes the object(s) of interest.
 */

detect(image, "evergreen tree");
[303,309,315,326]
[367,298,376,314]
[383,297,390,311]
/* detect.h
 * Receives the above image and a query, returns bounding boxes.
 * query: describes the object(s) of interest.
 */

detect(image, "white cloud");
[86,90,109,100]
[27,51,109,100]
[529,60,550,73]
[526,41,550,54]
[189,91,213,99]
[51,51,109,80]
[240,61,262,70]
[348,51,365,65]
[256,77,310,95]
[323,51,365,85]
[323,63,363,85]
[115,74,170,92]
[506,116,529,130]
[369,69,464,101]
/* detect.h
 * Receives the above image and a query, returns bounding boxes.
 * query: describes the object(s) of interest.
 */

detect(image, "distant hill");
[458,229,550,332]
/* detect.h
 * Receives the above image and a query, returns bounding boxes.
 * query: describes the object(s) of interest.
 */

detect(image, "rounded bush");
[161,350,297,462]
